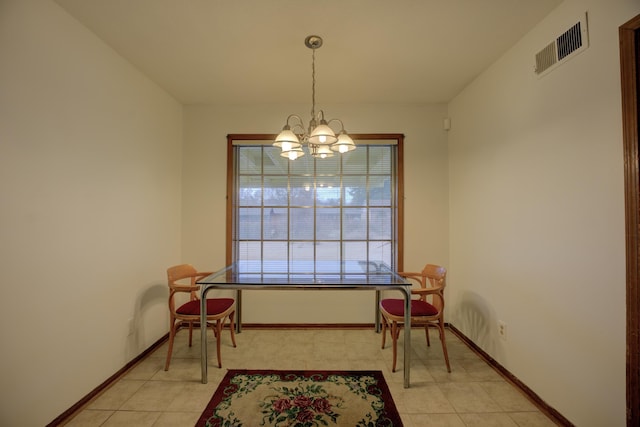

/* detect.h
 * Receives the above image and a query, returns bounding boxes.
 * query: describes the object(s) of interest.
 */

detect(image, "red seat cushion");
[176,298,234,316]
[381,298,438,317]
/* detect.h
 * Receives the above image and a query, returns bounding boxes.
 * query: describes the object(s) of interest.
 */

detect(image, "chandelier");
[273,35,356,160]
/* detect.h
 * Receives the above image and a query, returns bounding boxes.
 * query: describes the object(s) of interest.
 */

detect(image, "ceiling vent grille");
[535,13,589,77]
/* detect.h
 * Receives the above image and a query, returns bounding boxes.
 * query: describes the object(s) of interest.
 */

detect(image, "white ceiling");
[55,0,562,105]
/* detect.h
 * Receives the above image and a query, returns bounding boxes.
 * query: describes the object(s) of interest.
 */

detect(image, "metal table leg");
[403,286,411,388]
[200,289,208,384]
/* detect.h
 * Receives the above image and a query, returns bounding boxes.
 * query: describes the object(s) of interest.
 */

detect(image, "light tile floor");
[64,328,558,426]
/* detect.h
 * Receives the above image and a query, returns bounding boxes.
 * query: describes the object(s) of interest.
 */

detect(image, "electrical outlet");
[498,320,507,340]
[127,318,134,335]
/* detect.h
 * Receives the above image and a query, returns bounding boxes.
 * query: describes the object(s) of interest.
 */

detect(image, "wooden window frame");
[225,133,404,271]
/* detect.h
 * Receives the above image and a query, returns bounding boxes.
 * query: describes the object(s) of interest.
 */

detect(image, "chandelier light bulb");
[311,144,334,158]
[308,122,338,145]
[331,131,356,153]
[281,146,304,160]
[274,128,301,150]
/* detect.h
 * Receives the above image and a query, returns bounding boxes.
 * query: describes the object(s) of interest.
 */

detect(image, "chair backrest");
[167,264,200,305]
[421,264,447,312]
[167,263,198,283]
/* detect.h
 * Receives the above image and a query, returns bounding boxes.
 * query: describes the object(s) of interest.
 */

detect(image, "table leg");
[200,290,208,384]
[236,289,242,333]
[375,290,381,333]
[403,286,411,388]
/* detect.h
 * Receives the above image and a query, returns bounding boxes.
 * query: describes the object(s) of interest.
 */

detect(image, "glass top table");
[197,261,413,387]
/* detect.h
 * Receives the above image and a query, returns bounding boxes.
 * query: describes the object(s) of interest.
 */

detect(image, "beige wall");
[448,0,638,425]
[0,1,183,425]
[182,103,450,322]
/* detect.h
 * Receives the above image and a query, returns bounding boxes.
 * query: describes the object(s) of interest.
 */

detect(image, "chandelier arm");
[285,114,304,128]
[326,118,346,133]
[290,122,306,136]
[283,114,307,139]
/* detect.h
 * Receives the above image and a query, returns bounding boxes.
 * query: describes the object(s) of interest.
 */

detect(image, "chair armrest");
[398,272,424,288]
[195,271,214,281]
[411,284,444,296]
[170,284,199,293]
[398,271,422,278]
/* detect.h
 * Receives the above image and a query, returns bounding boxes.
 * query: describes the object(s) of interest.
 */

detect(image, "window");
[226,134,404,272]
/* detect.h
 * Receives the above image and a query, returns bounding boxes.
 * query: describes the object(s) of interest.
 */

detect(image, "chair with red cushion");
[164,264,236,371]
[380,264,451,373]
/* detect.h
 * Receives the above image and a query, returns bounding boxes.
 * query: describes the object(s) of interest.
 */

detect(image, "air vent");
[535,13,589,77]
[535,42,557,75]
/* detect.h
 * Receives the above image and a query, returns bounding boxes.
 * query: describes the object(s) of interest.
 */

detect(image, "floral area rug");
[196,369,403,427]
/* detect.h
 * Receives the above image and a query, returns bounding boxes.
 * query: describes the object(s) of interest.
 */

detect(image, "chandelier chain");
[310,48,316,127]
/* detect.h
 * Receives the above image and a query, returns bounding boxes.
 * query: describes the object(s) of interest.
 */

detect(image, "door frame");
[620,13,640,426]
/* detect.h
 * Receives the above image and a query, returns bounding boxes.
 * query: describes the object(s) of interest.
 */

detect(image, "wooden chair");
[165,264,236,371]
[380,264,451,373]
